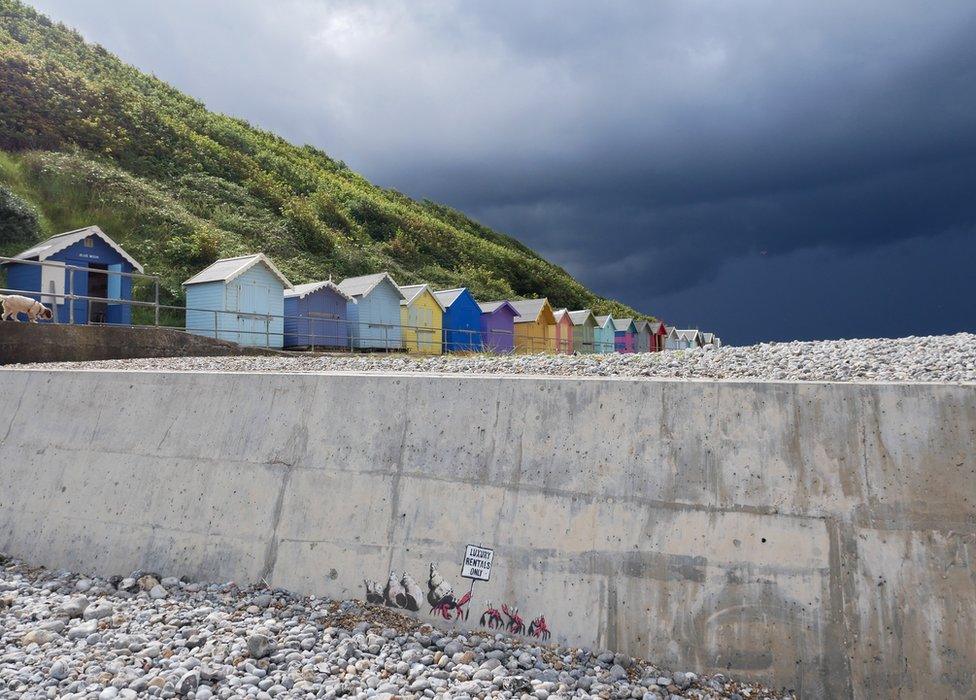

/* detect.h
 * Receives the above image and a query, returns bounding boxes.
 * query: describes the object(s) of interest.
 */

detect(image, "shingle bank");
[10,332,975,383]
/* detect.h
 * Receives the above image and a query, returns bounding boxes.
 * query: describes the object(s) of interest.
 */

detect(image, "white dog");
[0,294,54,322]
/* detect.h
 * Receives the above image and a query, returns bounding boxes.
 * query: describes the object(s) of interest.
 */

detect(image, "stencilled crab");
[427,563,472,621]
[430,589,472,620]
[479,600,504,629]
[503,604,525,635]
[528,614,551,640]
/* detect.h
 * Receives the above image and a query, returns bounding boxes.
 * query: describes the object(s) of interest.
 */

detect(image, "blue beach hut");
[183,253,292,348]
[433,287,483,352]
[337,272,405,350]
[4,225,143,325]
[283,280,352,349]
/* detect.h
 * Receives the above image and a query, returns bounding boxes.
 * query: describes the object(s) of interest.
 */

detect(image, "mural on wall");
[361,549,553,639]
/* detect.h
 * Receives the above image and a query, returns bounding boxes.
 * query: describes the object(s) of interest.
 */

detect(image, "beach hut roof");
[15,225,144,272]
[701,332,715,343]
[284,280,351,301]
[568,309,597,327]
[478,300,521,317]
[183,253,291,288]
[508,298,554,324]
[398,283,446,310]
[677,329,702,342]
[337,272,405,300]
[595,314,615,329]
[612,317,636,332]
[432,287,473,308]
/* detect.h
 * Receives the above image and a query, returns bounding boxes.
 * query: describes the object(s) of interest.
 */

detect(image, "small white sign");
[460,544,494,582]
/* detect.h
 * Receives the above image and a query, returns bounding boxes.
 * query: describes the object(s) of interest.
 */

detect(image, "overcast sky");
[28,0,976,344]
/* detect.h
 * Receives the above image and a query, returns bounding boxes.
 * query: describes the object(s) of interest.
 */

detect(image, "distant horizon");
[24,0,976,345]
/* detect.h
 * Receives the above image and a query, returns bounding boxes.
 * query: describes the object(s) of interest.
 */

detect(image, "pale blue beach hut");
[183,253,291,348]
[594,314,617,353]
[337,272,406,350]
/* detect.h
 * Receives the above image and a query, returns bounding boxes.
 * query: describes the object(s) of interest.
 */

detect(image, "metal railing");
[1,256,666,355]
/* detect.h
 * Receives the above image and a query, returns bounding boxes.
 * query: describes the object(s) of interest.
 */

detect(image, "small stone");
[137,574,160,590]
[83,602,114,620]
[67,620,98,639]
[176,669,200,695]
[39,619,66,633]
[59,596,89,618]
[199,666,225,683]
[248,633,272,659]
[149,584,168,599]
[49,659,70,680]
[21,628,57,646]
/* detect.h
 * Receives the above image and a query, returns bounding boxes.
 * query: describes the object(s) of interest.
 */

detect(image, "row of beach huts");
[3,226,722,353]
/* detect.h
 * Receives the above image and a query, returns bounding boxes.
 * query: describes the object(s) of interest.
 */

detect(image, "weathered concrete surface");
[0,323,279,364]
[0,371,973,698]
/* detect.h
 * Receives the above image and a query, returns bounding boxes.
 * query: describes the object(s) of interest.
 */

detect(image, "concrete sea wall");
[0,370,973,698]
[0,323,280,365]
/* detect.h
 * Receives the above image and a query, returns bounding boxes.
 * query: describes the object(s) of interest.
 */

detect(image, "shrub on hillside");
[0,184,40,247]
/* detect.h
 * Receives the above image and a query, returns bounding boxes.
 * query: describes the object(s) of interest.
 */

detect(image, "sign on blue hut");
[283,280,352,349]
[433,287,483,352]
[337,272,405,351]
[4,225,143,325]
[183,253,292,348]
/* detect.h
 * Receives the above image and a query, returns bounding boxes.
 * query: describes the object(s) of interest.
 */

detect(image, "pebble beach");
[10,333,976,383]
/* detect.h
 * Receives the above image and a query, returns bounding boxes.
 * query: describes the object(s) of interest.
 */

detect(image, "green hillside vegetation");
[0,0,648,319]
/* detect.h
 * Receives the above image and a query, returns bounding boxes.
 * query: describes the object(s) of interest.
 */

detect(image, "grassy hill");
[0,0,647,319]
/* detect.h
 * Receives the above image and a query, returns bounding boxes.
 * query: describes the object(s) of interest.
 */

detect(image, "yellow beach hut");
[398,283,444,354]
[506,298,557,354]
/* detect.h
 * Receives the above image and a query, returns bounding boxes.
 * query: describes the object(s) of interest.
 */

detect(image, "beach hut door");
[239,282,272,346]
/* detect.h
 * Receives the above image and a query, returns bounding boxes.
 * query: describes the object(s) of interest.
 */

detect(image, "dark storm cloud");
[26,0,976,342]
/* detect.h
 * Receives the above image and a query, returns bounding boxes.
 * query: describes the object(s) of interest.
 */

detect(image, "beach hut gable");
[286,280,352,301]
[14,225,143,272]
[183,253,290,288]
[400,283,446,311]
